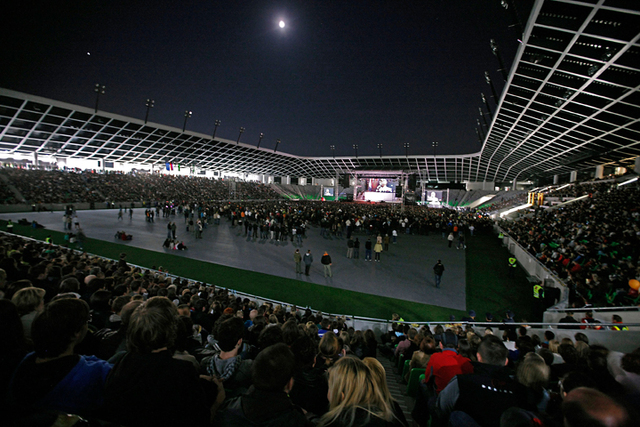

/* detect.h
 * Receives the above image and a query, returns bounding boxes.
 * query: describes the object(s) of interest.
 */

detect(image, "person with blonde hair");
[548,339,564,364]
[11,286,45,343]
[318,356,400,427]
[517,352,551,412]
[363,358,408,426]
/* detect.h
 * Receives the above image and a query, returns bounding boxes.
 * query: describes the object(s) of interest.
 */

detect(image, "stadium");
[1,1,639,426]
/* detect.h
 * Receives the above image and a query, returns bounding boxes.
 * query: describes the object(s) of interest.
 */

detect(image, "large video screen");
[323,187,335,197]
[425,190,443,202]
[366,178,396,193]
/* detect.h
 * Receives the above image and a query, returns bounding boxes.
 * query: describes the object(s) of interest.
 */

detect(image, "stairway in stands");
[379,354,416,426]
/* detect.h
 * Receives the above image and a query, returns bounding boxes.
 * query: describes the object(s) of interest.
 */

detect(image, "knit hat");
[468,310,476,317]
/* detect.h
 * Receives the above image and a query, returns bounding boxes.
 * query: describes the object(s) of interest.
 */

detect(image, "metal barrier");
[2,231,638,352]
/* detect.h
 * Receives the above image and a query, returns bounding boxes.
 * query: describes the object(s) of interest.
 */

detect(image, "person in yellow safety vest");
[498,232,504,239]
[533,283,544,299]
[533,282,545,320]
[508,257,517,277]
[611,315,628,331]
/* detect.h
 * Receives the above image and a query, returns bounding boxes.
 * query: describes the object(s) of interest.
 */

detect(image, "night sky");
[1,0,532,158]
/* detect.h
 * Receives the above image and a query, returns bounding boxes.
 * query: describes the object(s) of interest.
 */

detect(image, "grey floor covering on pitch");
[1,209,467,310]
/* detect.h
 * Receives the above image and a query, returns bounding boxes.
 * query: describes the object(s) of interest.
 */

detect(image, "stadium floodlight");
[182,110,192,132]
[212,120,221,139]
[378,143,383,157]
[477,120,486,141]
[490,39,508,82]
[479,107,489,129]
[274,139,281,153]
[481,93,492,117]
[353,144,358,158]
[330,145,335,158]
[144,99,155,124]
[94,84,106,113]
[257,133,264,148]
[237,127,245,145]
[431,141,437,157]
[484,71,499,104]
[404,142,410,157]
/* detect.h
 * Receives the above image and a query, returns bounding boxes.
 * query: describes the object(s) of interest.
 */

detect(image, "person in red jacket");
[423,331,473,394]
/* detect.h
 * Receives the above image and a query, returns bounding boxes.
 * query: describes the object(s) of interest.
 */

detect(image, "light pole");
[477,120,485,140]
[353,144,358,158]
[432,141,438,157]
[378,143,383,157]
[485,71,499,104]
[481,93,492,117]
[182,111,192,132]
[237,127,245,145]
[144,99,154,124]
[94,84,105,113]
[274,139,281,153]
[330,145,335,158]
[257,133,264,148]
[212,120,221,139]
[479,107,489,129]
[404,142,410,157]
[490,39,508,82]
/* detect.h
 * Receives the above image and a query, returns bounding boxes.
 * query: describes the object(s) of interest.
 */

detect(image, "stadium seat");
[406,370,425,397]
[402,359,411,381]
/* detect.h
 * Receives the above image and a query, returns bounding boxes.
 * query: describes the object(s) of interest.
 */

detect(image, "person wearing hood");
[321,251,333,278]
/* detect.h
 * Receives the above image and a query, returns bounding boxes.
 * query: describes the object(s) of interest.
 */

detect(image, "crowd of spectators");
[0,168,280,205]
[1,213,638,425]
[479,192,527,212]
[212,200,495,248]
[500,183,640,307]
[1,168,103,204]
[387,319,640,427]
[544,181,612,199]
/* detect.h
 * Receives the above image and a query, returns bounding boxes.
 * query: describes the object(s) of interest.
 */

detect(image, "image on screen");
[366,178,396,193]
[426,190,443,202]
[323,187,335,197]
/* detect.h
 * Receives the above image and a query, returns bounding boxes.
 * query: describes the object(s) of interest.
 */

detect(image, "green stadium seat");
[406,369,425,397]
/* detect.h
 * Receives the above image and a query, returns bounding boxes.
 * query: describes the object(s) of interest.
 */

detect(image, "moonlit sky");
[1,0,532,157]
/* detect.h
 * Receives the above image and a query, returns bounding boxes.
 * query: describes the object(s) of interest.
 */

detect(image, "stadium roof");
[478,0,640,182]
[0,0,638,183]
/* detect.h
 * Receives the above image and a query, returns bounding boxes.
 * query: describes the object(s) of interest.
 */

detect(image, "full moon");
[279,20,285,28]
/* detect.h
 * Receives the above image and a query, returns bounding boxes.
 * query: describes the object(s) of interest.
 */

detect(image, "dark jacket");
[219,386,314,427]
[290,366,329,417]
[322,407,403,427]
[102,350,212,427]
[433,262,445,275]
[435,362,533,427]
[303,253,313,265]
[321,254,332,265]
